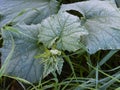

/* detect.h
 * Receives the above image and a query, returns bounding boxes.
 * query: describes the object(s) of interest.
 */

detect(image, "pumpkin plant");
[0,0,120,83]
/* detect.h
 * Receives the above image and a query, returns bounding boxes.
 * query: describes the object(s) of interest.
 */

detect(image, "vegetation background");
[0,0,120,90]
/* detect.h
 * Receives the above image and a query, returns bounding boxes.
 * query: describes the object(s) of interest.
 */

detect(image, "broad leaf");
[38,12,88,52]
[0,0,59,28]
[1,24,44,83]
[60,1,120,54]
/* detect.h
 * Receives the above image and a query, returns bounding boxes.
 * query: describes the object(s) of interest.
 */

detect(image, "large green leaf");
[0,0,59,28]
[60,1,120,54]
[1,24,43,83]
[38,12,88,52]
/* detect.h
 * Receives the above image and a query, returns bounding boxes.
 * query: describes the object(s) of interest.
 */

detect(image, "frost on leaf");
[1,24,43,83]
[60,1,120,54]
[43,56,64,78]
[0,0,59,28]
[38,12,88,52]
[35,48,63,78]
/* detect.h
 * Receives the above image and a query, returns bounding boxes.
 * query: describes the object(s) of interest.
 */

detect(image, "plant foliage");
[0,0,120,89]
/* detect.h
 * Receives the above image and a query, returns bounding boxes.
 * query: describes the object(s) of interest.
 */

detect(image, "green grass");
[1,50,120,90]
